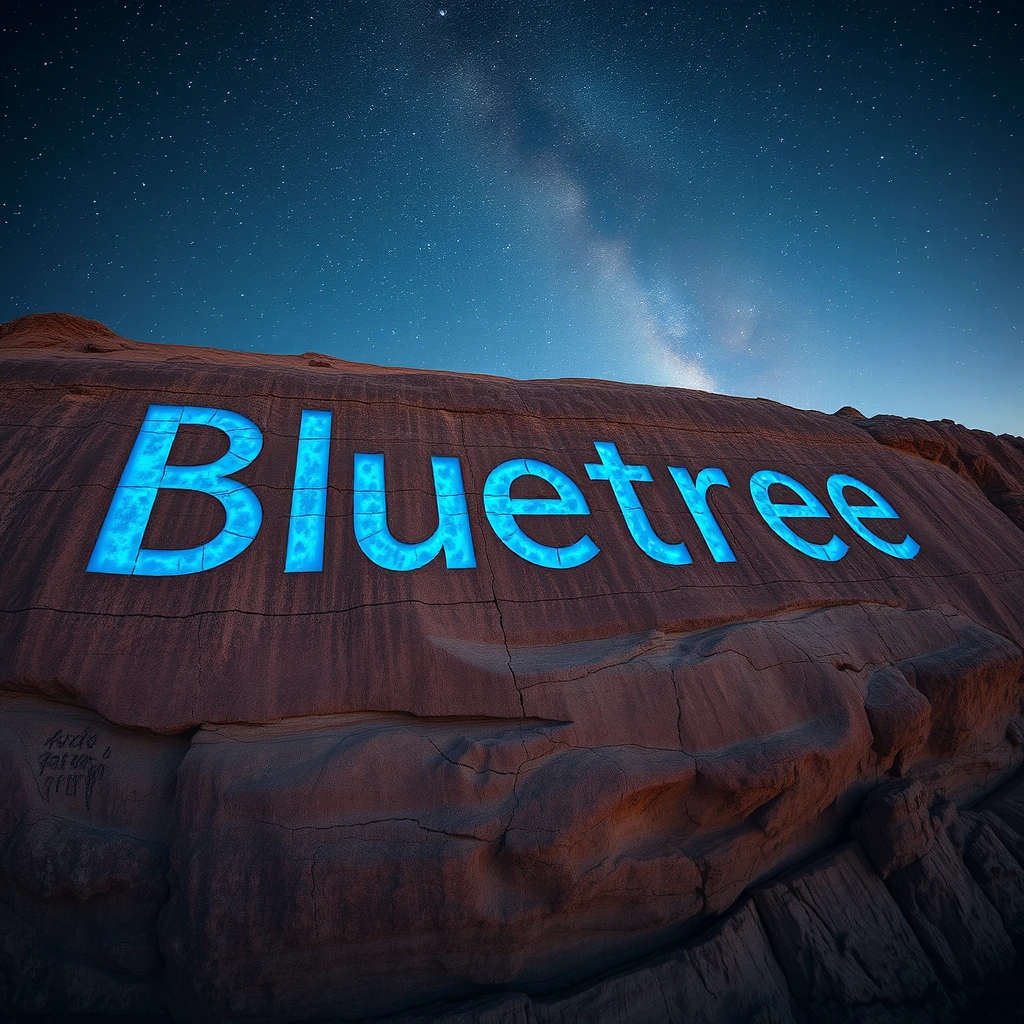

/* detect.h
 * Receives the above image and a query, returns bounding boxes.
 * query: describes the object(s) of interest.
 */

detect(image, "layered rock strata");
[1,313,1022,1021]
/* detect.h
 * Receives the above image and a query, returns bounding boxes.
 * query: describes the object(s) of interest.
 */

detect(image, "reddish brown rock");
[852,780,938,879]
[386,994,537,1024]
[2,314,1022,735]
[754,843,953,1023]
[847,410,1024,533]
[530,901,796,1024]
[853,783,1016,990]
[0,694,188,1014]
[982,771,1024,838]
[884,823,1015,990]
[1,313,1023,1021]
[947,810,1024,941]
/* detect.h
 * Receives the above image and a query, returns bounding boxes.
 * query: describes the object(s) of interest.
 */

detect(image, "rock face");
[1,312,1023,1022]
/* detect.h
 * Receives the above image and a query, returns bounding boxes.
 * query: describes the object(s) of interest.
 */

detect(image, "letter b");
[87,405,263,576]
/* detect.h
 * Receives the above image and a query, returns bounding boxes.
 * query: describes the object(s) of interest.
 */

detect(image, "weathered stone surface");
[852,782,1016,988]
[885,826,1015,989]
[1,314,1023,1020]
[531,901,796,1024]
[754,843,952,1023]
[383,993,537,1024]
[863,666,932,760]
[147,606,1022,1019]
[947,810,1024,940]
[898,628,1024,760]
[850,412,1024,533]
[982,771,1024,839]
[976,809,1024,872]
[159,713,699,1019]
[852,780,938,879]
[3,315,1023,738]
[0,693,188,1014]
[0,901,163,1017]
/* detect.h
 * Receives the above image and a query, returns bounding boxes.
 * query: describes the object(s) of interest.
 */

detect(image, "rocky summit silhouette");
[1,312,1023,1023]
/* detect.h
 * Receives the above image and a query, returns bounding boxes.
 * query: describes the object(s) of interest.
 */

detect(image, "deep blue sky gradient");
[2,1,1021,433]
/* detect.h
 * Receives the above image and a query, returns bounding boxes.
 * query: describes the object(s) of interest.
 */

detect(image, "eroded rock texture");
[1,313,1023,1022]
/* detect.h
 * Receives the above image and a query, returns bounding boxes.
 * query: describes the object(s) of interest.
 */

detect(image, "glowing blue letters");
[484,459,599,568]
[749,469,849,561]
[353,453,476,571]
[285,410,333,573]
[827,473,920,560]
[88,405,921,578]
[585,441,692,565]
[87,405,263,576]
[668,467,737,563]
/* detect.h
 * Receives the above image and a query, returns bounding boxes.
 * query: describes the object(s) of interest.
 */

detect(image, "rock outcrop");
[1,313,1022,1022]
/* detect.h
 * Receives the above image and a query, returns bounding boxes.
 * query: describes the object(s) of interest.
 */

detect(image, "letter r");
[87,405,263,576]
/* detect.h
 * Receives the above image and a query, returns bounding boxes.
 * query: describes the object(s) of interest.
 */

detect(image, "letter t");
[585,441,692,565]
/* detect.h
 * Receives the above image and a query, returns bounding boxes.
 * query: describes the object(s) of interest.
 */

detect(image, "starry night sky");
[2,2,1021,433]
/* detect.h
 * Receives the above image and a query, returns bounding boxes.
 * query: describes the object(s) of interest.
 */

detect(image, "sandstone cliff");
[1,312,1022,1022]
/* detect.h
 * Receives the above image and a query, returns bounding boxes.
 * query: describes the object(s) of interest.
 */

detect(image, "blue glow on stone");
[749,469,848,562]
[585,441,692,565]
[352,453,476,570]
[668,466,737,563]
[87,405,264,576]
[484,458,599,569]
[827,473,920,560]
[285,410,332,573]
